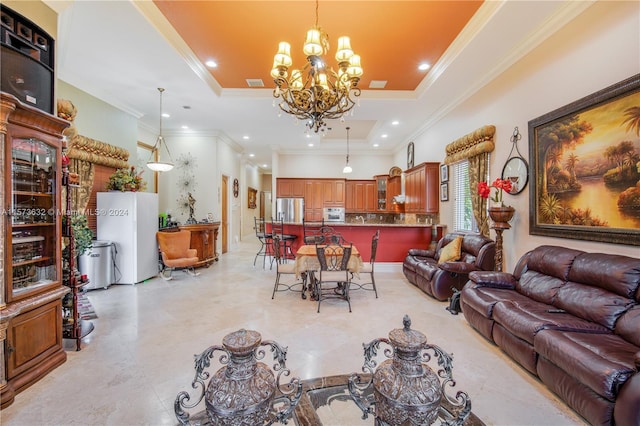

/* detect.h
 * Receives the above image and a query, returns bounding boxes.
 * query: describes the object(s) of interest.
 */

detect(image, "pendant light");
[147,88,174,172]
[343,126,353,174]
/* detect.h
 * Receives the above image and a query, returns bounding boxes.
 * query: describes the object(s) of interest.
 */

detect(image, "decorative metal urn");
[175,328,302,425]
[348,315,471,425]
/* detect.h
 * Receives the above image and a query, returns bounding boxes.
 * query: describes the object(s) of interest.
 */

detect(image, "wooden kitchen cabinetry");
[375,175,402,212]
[346,180,376,212]
[276,178,305,197]
[405,162,440,213]
[178,222,220,267]
[322,179,345,207]
[1,93,70,408]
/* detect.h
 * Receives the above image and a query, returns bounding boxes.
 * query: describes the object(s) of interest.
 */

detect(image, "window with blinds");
[453,160,478,232]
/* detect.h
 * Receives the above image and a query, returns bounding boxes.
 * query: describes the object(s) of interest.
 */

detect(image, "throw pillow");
[438,236,463,264]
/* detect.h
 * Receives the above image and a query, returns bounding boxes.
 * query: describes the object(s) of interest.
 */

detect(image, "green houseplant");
[106,166,146,192]
[71,214,94,256]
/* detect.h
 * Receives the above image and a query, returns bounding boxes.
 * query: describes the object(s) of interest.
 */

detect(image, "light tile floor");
[1,239,586,425]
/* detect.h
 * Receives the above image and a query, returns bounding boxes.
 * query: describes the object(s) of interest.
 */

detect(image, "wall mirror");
[501,127,528,195]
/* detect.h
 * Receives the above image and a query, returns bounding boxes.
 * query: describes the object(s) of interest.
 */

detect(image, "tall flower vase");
[488,206,515,272]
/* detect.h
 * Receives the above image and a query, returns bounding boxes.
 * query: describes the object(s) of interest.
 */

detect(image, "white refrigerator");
[97,192,158,284]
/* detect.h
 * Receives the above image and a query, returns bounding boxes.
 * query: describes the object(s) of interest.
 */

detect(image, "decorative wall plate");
[233,178,239,198]
[389,166,402,177]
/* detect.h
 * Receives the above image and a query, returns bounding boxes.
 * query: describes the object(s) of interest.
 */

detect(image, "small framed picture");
[440,164,449,182]
[440,182,449,202]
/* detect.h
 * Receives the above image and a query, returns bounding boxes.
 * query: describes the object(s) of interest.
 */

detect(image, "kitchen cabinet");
[375,175,402,212]
[322,179,346,207]
[405,162,440,213]
[346,180,376,212]
[1,93,70,408]
[276,178,305,197]
[304,180,324,221]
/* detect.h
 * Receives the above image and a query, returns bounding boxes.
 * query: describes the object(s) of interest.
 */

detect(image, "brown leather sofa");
[402,231,496,301]
[460,245,640,425]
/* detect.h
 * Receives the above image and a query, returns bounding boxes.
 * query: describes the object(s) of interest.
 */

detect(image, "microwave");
[323,207,345,223]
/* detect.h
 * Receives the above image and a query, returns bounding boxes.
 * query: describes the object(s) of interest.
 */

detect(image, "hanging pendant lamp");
[343,126,353,174]
[147,88,174,172]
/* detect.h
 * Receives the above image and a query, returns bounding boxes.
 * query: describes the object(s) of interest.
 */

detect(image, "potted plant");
[478,178,515,226]
[106,166,146,192]
[71,214,94,256]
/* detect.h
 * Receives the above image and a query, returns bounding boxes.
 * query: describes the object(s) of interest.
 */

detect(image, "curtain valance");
[444,125,495,164]
[68,135,130,169]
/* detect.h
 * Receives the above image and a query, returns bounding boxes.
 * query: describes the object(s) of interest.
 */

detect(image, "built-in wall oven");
[323,207,345,223]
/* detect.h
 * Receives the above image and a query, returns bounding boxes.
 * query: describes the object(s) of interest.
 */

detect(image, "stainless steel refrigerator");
[275,198,304,223]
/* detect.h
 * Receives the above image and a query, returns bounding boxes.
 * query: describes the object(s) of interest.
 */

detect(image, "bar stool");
[271,219,297,261]
[253,217,273,269]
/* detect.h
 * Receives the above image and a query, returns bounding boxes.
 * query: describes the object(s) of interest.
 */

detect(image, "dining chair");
[271,235,307,299]
[303,218,325,244]
[271,219,297,261]
[156,230,199,280]
[314,242,353,313]
[319,226,345,245]
[253,217,273,269]
[351,230,379,297]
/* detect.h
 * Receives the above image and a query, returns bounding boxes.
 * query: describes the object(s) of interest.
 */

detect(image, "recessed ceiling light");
[249,153,255,157]
[162,113,170,118]
[181,125,189,129]
[381,134,388,138]
[392,120,399,125]
[418,62,430,71]
[262,164,268,168]
[308,143,314,147]
[205,60,217,68]
[373,143,379,148]
[243,135,250,140]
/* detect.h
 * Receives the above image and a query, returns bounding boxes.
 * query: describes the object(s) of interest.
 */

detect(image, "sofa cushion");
[516,270,565,305]
[492,300,609,344]
[438,236,462,264]
[555,281,635,330]
[535,329,638,400]
[415,261,439,281]
[568,252,640,300]
[526,245,584,280]
[614,304,640,347]
[461,287,529,318]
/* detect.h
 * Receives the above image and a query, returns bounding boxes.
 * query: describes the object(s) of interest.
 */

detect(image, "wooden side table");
[178,222,220,267]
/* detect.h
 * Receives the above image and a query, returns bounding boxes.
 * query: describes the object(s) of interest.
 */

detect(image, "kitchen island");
[269,222,436,262]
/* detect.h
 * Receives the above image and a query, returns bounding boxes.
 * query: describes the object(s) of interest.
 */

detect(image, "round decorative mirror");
[501,127,529,195]
[502,156,528,194]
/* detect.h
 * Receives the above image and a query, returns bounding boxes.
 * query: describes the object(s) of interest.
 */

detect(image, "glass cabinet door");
[10,137,59,300]
[377,176,387,211]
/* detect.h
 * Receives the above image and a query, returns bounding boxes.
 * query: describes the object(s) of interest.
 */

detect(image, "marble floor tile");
[1,239,586,425]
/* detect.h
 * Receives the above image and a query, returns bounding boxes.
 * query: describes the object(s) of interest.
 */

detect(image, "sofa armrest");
[468,271,517,289]
[439,262,479,275]
[187,249,198,258]
[408,248,434,258]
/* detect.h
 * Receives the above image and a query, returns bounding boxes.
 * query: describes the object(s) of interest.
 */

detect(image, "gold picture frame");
[248,187,257,209]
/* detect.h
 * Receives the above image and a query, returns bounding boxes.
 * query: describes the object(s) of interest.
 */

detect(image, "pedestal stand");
[488,207,515,272]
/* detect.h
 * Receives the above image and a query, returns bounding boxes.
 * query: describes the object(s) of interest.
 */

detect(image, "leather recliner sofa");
[403,231,496,301]
[460,245,640,425]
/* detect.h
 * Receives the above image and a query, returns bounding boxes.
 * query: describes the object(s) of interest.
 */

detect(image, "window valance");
[68,135,130,169]
[443,125,495,165]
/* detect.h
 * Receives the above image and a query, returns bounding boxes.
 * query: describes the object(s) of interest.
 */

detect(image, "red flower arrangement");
[478,178,513,205]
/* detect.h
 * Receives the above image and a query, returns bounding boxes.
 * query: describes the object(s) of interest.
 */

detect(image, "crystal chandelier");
[147,88,174,172]
[271,0,363,133]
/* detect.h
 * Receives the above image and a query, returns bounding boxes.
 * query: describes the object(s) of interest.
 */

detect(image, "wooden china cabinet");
[0,93,70,408]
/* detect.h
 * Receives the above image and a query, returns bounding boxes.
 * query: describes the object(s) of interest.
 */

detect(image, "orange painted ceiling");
[153,1,483,91]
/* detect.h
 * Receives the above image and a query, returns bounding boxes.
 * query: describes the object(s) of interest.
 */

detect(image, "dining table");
[294,244,364,300]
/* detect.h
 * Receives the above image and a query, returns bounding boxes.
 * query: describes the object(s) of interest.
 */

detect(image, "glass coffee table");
[184,374,484,425]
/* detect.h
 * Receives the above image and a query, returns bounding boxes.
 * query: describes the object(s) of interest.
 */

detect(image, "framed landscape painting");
[528,74,640,245]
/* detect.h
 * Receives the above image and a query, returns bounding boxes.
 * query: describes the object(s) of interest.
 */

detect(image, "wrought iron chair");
[253,217,273,269]
[156,230,199,280]
[303,218,325,244]
[314,242,353,313]
[319,226,346,245]
[351,230,379,297]
[271,219,297,261]
[271,235,307,299]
